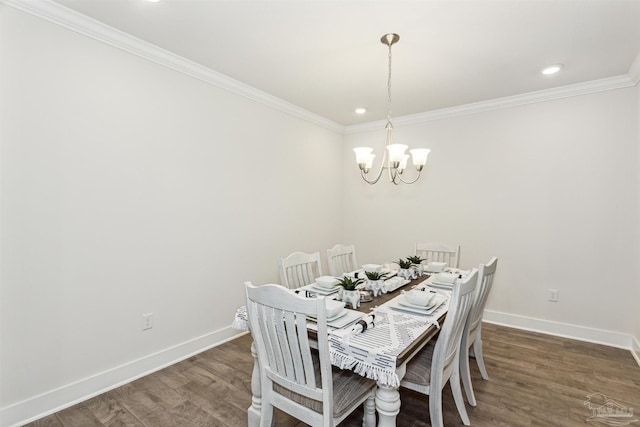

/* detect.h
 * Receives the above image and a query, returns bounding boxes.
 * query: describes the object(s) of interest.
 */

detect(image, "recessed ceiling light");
[355,108,367,114]
[147,0,160,2]
[541,64,563,75]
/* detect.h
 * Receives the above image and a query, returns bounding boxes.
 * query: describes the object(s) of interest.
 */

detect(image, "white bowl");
[325,299,346,318]
[315,276,339,289]
[426,261,447,273]
[405,289,435,307]
[362,264,382,273]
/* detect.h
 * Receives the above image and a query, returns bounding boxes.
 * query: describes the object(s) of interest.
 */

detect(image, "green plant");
[335,275,364,291]
[407,255,424,265]
[364,271,390,280]
[398,258,413,269]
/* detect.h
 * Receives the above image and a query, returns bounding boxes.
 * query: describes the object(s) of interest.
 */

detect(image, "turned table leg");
[248,340,262,427]
[375,364,406,427]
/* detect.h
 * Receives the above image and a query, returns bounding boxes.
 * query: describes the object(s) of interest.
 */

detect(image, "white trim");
[344,75,636,134]
[628,51,640,85]
[0,326,247,427]
[483,309,633,350]
[3,0,640,136]
[632,335,640,368]
[0,0,343,133]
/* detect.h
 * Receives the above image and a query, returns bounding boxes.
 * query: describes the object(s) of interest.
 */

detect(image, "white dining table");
[233,270,467,427]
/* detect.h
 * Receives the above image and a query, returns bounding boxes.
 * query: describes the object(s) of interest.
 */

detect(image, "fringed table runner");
[232,306,249,331]
[328,296,449,387]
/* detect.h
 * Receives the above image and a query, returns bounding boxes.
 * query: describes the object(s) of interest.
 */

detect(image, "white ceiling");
[52,0,640,126]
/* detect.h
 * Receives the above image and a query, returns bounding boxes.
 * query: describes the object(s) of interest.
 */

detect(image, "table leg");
[375,364,406,427]
[248,340,261,427]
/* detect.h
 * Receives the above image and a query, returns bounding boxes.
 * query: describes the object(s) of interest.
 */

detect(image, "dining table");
[233,267,469,427]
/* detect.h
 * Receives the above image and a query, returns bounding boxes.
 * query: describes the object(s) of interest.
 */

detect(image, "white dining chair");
[326,244,358,277]
[414,243,461,268]
[244,282,377,427]
[460,256,498,406]
[400,269,478,427]
[278,251,323,289]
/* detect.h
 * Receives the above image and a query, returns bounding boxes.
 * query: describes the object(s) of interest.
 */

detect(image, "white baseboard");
[632,335,640,368]
[483,309,634,350]
[1,327,246,427]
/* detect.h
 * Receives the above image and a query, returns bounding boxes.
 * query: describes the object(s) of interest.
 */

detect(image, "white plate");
[309,284,341,294]
[400,295,437,310]
[430,281,454,289]
[307,309,363,329]
[328,310,363,328]
[386,295,446,316]
[310,309,347,322]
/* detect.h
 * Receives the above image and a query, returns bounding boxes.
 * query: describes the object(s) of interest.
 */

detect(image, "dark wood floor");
[24,323,640,427]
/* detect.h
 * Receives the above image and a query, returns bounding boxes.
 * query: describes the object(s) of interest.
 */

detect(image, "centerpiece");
[364,270,390,297]
[335,275,364,309]
[397,258,416,280]
[407,255,425,276]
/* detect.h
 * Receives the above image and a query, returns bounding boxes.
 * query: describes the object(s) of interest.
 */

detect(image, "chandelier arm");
[360,168,386,185]
[397,169,422,185]
[360,148,389,184]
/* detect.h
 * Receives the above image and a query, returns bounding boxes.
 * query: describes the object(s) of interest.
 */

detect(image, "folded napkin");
[351,314,375,334]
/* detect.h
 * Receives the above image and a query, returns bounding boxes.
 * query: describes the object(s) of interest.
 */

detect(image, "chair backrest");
[326,244,358,277]
[464,257,498,342]
[245,282,334,421]
[431,269,478,383]
[278,251,323,289]
[414,243,461,268]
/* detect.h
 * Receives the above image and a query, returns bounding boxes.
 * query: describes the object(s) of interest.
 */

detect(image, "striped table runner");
[329,297,449,387]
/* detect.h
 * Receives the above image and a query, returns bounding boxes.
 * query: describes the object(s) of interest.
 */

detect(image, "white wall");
[343,87,639,341]
[635,81,640,362]
[0,6,343,425]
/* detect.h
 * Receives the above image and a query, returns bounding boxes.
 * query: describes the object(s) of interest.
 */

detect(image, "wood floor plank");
[21,322,640,426]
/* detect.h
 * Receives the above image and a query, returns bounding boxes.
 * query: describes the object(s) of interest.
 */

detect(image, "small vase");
[366,279,386,297]
[342,289,360,309]
[398,268,415,280]
[412,264,424,276]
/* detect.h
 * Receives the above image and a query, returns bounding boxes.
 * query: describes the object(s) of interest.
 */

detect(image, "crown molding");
[344,74,636,134]
[1,0,344,133]
[4,0,639,136]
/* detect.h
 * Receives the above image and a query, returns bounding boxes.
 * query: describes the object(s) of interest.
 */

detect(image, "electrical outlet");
[548,289,559,302]
[142,313,153,330]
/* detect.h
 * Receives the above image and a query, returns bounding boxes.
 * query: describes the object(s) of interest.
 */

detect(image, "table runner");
[328,295,449,387]
[232,305,249,331]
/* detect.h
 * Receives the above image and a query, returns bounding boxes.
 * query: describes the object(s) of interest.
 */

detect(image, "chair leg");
[473,338,489,380]
[451,370,471,426]
[429,386,444,427]
[362,389,376,427]
[260,402,274,427]
[460,344,477,407]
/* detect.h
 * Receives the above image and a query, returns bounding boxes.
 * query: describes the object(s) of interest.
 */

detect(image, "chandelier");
[353,34,431,185]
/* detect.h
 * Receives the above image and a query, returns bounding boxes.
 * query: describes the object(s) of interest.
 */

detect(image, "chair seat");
[403,342,435,386]
[274,352,376,417]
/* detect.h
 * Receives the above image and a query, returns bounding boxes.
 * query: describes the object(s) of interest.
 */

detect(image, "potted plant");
[336,276,364,309]
[364,271,390,297]
[407,255,425,276]
[397,258,416,280]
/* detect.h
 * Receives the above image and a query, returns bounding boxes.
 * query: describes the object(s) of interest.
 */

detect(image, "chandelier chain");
[387,42,393,125]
